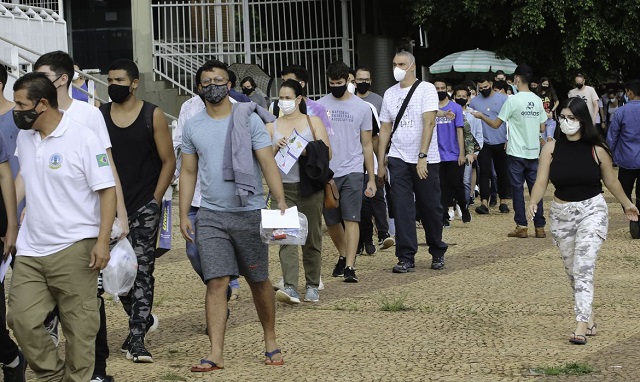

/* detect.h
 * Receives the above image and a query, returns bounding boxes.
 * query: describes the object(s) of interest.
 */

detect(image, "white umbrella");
[429,48,517,74]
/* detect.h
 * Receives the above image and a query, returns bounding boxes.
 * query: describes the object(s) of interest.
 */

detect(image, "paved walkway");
[3,186,640,381]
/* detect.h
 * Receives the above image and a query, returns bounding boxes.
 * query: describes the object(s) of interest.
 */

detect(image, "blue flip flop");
[190,359,223,372]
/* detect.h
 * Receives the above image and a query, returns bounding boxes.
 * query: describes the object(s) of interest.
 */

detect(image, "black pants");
[439,160,467,219]
[94,292,109,376]
[0,279,19,365]
[478,143,511,201]
[618,167,640,210]
[388,157,448,263]
[360,174,390,242]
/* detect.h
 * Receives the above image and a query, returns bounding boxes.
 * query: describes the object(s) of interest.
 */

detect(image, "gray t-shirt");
[317,93,372,177]
[182,110,271,212]
[360,92,383,115]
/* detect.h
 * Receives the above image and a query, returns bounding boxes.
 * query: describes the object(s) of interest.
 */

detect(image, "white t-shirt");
[568,85,599,124]
[379,81,440,164]
[63,99,112,149]
[16,114,115,257]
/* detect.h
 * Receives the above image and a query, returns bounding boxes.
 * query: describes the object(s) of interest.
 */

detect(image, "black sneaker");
[126,337,153,363]
[443,219,451,228]
[364,241,377,255]
[91,375,114,382]
[356,241,364,255]
[475,204,489,214]
[630,221,640,239]
[499,203,510,213]
[392,261,415,273]
[2,350,27,382]
[332,256,346,277]
[431,256,445,270]
[343,266,358,282]
[461,206,472,223]
[489,194,498,207]
[120,334,131,353]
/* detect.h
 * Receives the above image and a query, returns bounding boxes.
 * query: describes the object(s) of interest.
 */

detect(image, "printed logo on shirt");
[521,101,541,117]
[49,153,63,169]
[96,154,110,167]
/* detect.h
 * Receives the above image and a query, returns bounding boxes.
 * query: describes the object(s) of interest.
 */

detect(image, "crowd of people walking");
[0,49,639,381]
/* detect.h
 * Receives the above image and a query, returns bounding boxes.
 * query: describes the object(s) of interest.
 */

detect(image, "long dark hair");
[538,77,558,101]
[280,79,307,114]
[555,97,611,157]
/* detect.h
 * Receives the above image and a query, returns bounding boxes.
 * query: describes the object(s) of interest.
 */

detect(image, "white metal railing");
[151,0,353,100]
[0,35,178,125]
[16,0,62,16]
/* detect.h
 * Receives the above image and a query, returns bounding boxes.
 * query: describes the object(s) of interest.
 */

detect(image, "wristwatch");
[418,152,427,159]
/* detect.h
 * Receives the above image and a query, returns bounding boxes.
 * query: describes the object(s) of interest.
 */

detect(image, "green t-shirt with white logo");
[498,92,548,159]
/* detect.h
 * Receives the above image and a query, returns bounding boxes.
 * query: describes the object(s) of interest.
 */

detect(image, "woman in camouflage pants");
[527,97,639,345]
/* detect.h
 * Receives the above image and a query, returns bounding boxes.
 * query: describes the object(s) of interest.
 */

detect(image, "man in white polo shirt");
[7,72,116,382]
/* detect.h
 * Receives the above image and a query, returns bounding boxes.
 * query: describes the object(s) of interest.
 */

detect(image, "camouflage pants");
[120,199,161,337]
[550,194,608,322]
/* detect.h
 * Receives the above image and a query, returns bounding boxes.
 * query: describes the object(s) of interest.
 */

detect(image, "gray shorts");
[323,172,364,226]
[195,208,269,283]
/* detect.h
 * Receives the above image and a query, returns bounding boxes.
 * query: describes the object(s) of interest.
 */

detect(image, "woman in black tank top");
[527,97,638,345]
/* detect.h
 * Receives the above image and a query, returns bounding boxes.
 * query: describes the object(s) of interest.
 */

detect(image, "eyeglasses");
[201,77,228,86]
[558,114,577,122]
[355,78,371,83]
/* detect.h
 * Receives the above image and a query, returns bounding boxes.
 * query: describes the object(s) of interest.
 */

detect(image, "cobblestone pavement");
[3,186,640,382]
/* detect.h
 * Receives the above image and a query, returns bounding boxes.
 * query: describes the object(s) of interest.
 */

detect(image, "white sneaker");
[448,208,455,221]
[455,205,462,218]
[318,277,325,291]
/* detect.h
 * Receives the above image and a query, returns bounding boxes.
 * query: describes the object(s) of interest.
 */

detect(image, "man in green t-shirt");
[472,64,547,239]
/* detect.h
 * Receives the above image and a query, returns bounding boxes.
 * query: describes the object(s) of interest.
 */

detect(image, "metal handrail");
[0,35,178,123]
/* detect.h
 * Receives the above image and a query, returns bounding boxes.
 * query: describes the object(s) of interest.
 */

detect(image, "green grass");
[378,293,412,312]
[333,301,359,312]
[160,372,187,381]
[534,363,594,376]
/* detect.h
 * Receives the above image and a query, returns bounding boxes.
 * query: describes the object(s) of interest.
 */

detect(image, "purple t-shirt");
[436,100,464,161]
[306,98,333,135]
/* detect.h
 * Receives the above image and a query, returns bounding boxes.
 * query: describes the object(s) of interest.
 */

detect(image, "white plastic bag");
[260,212,308,245]
[102,238,138,298]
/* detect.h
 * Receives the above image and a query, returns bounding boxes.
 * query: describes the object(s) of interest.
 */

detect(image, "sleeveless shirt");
[549,137,602,202]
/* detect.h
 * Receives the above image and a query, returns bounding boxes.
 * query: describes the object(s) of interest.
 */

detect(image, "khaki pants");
[8,239,100,382]
[273,183,324,290]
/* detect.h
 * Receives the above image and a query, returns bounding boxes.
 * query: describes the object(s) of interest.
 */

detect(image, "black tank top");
[549,137,602,202]
[102,101,162,215]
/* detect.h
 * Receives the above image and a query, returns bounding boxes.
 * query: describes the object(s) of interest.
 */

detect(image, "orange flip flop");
[265,349,284,365]
[190,359,223,372]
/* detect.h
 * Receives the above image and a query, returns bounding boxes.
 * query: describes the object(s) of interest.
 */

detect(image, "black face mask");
[108,84,131,103]
[437,91,448,101]
[13,107,43,130]
[356,82,371,95]
[329,84,348,98]
[454,98,467,107]
[576,83,584,89]
[541,85,549,90]
[242,87,254,96]
[200,84,229,104]
[480,88,492,98]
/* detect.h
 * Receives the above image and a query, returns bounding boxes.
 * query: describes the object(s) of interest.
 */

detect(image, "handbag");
[306,115,340,209]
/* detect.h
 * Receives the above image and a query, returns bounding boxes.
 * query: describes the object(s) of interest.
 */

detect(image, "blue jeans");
[507,155,545,228]
[388,157,448,263]
[188,206,240,289]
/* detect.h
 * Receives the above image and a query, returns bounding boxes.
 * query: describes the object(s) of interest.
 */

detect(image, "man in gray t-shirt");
[317,61,376,284]
[355,67,383,114]
[180,59,287,370]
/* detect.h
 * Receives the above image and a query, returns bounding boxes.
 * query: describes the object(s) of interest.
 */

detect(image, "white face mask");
[347,82,356,94]
[278,99,297,115]
[393,61,413,82]
[73,72,80,81]
[560,119,581,136]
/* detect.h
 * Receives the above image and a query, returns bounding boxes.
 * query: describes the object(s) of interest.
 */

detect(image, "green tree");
[409,0,640,86]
